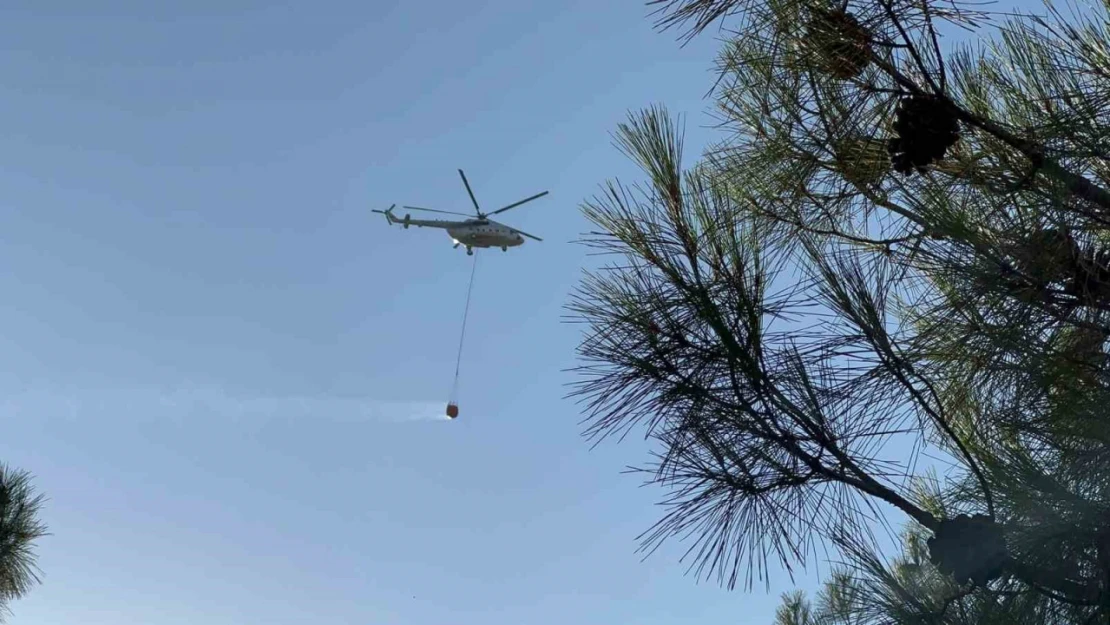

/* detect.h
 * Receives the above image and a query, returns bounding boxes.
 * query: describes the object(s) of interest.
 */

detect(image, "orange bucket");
[446,403,459,419]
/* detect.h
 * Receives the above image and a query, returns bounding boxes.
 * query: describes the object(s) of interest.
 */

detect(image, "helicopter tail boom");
[372,205,421,229]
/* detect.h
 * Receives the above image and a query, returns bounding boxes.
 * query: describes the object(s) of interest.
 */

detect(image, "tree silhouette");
[0,464,47,622]
[567,0,1110,615]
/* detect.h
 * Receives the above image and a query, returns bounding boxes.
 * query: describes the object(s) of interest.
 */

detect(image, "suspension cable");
[449,253,479,402]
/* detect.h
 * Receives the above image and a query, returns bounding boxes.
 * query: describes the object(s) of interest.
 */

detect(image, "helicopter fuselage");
[446,219,525,250]
[380,210,525,252]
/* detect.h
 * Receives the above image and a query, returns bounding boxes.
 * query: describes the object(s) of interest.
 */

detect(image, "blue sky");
[0,2,826,623]
[0,1,1024,623]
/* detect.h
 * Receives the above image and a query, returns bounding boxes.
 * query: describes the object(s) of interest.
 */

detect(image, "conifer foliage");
[568,0,1110,619]
[0,464,46,622]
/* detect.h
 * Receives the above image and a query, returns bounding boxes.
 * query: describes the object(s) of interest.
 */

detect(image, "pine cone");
[888,94,960,175]
[1067,243,1110,305]
[805,9,872,79]
[927,514,1008,586]
[834,136,889,187]
[1009,228,1080,284]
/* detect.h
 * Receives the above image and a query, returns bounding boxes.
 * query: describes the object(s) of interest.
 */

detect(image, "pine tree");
[0,464,47,622]
[566,0,1110,615]
[772,513,1095,625]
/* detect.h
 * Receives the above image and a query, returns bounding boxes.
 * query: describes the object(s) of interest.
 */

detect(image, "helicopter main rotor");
[402,169,549,225]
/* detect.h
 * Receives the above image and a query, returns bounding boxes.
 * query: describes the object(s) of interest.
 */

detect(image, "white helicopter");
[373,169,548,255]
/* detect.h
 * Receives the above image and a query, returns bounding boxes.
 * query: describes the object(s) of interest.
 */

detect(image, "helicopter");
[373,169,548,255]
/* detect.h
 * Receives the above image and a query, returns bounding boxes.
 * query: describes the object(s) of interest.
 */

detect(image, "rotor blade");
[401,205,472,217]
[458,169,482,216]
[513,228,543,242]
[371,203,397,214]
[487,191,549,216]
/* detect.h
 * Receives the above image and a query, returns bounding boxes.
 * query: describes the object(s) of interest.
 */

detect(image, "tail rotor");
[371,204,397,224]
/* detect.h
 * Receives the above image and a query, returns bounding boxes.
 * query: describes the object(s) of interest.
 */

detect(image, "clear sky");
[0,2,830,623]
[0,1,1021,623]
